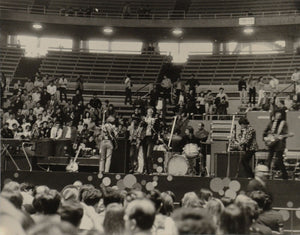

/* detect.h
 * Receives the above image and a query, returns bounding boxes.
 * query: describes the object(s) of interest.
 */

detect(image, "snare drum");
[167,154,189,176]
[183,143,199,158]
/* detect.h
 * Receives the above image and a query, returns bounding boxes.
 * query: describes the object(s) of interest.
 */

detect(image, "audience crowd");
[0,173,284,235]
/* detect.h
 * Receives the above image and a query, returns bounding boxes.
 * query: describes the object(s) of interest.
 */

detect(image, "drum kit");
[166,143,202,176]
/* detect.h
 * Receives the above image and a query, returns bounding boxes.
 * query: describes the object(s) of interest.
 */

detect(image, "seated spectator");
[59,200,83,229]
[72,89,84,107]
[32,88,41,103]
[172,207,216,235]
[47,81,57,96]
[218,204,249,235]
[25,95,35,110]
[181,192,202,208]
[33,102,44,117]
[50,122,63,139]
[124,199,156,235]
[6,113,19,130]
[31,189,61,223]
[24,78,34,93]
[33,77,44,90]
[250,190,283,233]
[103,203,125,235]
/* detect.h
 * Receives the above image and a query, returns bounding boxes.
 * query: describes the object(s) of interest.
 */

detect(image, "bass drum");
[167,154,189,176]
[183,143,199,158]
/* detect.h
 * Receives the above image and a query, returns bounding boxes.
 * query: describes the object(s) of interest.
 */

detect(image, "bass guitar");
[66,145,83,172]
[264,133,294,147]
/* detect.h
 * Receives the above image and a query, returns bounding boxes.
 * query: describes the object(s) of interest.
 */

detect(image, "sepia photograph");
[0,0,300,234]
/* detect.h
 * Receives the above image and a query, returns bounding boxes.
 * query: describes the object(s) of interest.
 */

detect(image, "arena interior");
[1,0,300,234]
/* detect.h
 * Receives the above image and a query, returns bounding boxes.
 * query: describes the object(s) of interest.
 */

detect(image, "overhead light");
[172,28,183,36]
[243,27,254,35]
[103,27,113,35]
[32,23,42,30]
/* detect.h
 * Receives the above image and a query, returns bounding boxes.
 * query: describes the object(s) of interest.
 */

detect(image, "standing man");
[195,122,209,175]
[58,74,68,101]
[237,117,258,178]
[238,76,247,104]
[160,75,172,104]
[291,67,300,102]
[99,116,118,173]
[141,108,158,174]
[263,111,288,179]
[124,74,132,105]
[269,75,279,97]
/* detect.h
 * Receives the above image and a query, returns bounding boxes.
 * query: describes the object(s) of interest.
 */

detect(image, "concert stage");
[1,170,300,231]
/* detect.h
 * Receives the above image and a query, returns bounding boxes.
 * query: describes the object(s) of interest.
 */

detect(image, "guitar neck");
[73,146,82,162]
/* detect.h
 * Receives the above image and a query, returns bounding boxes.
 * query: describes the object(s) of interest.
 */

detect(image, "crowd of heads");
[0,179,283,235]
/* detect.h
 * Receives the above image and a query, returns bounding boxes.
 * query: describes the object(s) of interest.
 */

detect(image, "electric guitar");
[66,145,82,172]
[264,133,294,147]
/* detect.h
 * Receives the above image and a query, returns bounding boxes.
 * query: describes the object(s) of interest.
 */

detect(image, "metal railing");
[0,3,299,20]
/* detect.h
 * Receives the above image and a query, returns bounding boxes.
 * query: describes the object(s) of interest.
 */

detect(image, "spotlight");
[243,27,254,35]
[103,27,113,35]
[172,28,183,36]
[32,23,42,30]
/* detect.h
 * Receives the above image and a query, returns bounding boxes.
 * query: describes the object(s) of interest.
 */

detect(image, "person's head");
[172,207,216,235]
[249,190,273,212]
[255,164,269,181]
[103,203,125,235]
[147,189,162,212]
[37,114,42,120]
[1,190,23,209]
[274,110,283,120]
[219,204,248,235]
[219,87,224,93]
[3,181,20,192]
[102,187,123,207]
[124,199,156,234]
[160,192,174,216]
[33,189,61,215]
[294,67,299,73]
[181,192,202,208]
[198,188,212,203]
[235,194,260,227]
[238,117,250,129]
[147,107,153,117]
[58,200,83,228]
[184,126,194,136]
[81,188,102,207]
[36,102,40,108]
[206,198,224,225]
[198,123,205,131]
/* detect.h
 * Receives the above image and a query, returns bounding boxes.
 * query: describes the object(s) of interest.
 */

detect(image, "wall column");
[212,41,221,55]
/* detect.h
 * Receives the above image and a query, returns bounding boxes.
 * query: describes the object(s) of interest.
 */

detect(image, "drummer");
[181,126,199,175]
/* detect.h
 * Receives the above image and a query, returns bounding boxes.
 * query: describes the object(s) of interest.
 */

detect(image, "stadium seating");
[181,53,300,85]
[187,0,298,17]
[0,46,24,78]
[39,50,169,83]
[47,0,177,17]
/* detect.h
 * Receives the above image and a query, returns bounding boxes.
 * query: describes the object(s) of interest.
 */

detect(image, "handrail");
[0,3,299,20]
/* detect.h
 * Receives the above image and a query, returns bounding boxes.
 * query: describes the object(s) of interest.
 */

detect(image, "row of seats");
[0,46,24,78]
[0,0,298,17]
[188,0,298,16]
[181,53,300,84]
[39,50,169,83]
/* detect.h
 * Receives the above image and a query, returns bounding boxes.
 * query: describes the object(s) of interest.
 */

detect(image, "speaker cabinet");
[110,138,129,173]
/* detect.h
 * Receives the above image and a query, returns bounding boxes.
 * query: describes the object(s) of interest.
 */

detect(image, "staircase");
[15,57,42,79]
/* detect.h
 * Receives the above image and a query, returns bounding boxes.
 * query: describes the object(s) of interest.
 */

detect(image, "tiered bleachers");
[47,0,176,17]
[188,0,298,16]
[181,53,300,85]
[0,46,24,78]
[39,51,169,83]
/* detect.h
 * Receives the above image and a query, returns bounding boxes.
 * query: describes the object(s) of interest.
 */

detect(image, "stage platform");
[1,170,300,232]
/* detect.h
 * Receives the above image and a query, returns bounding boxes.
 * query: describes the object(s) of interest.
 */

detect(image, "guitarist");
[263,111,288,179]
[99,116,118,173]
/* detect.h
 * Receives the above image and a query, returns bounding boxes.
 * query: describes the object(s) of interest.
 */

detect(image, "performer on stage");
[195,122,209,175]
[181,126,199,175]
[99,116,118,173]
[128,119,144,173]
[141,108,158,174]
[263,111,288,179]
[237,117,258,178]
